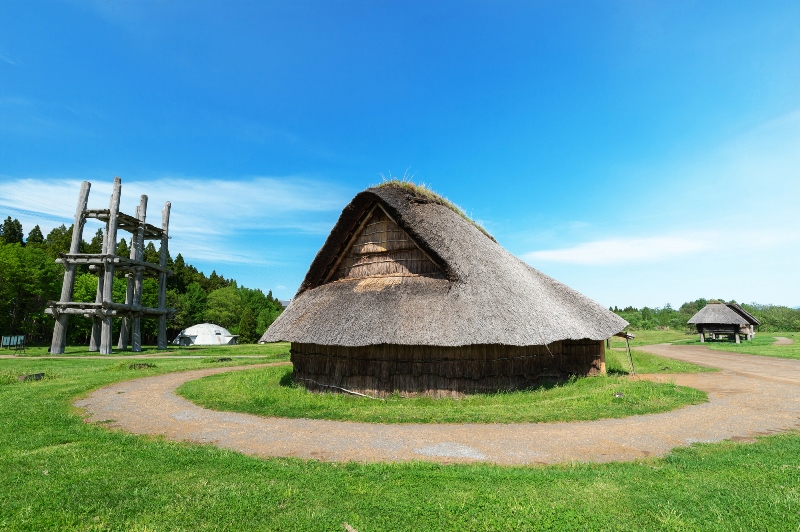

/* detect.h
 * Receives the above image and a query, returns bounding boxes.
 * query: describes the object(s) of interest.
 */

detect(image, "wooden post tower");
[47,178,174,354]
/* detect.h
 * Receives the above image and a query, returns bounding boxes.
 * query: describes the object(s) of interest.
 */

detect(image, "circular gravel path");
[74,345,800,465]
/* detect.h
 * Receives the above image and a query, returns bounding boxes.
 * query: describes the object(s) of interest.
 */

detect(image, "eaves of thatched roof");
[727,303,760,325]
[687,302,759,326]
[260,185,628,346]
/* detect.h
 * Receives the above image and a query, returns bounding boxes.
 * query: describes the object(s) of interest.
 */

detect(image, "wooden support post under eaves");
[50,181,91,355]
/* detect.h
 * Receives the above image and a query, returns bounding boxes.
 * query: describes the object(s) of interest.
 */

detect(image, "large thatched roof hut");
[260,183,628,396]
[688,302,759,343]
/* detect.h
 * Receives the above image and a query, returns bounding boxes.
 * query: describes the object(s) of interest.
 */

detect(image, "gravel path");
[773,336,794,345]
[74,344,800,465]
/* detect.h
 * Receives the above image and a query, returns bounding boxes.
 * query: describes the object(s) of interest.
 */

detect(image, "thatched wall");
[330,208,444,281]
[290,340,605,397]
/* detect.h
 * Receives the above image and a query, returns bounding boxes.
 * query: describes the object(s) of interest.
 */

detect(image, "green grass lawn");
[9,341,291,358]
[608,329,696,348]
[1,354,799,530]
[687,332,800,360]
[606,347,716,375]
[177,364,707,424]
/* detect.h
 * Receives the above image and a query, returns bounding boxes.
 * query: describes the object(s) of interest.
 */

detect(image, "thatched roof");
[260,184,628,346]
[687,302,760,326]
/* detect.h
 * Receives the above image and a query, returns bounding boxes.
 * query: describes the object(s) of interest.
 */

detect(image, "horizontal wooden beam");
[85,209,166,239]
[47,301,175,315]
[56,253,172,275]
[45,307,175,317]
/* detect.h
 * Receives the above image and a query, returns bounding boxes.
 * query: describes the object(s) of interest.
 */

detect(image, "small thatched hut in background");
[260,182,628,396]
[687,302,759,343]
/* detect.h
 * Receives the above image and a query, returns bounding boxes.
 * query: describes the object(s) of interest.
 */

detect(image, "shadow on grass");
[279,369,295,388]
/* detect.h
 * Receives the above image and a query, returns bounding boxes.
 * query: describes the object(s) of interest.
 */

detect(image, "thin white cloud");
[524,235,709,265]
[0,175,349,264]
[0,52,17,65]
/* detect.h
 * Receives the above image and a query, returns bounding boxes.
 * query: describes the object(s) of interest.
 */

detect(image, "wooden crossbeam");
[56,253,172,276]
[46,301,176,316]
[84,209,165,239]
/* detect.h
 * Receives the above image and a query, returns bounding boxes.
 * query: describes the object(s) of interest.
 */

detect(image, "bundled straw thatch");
[261,183,628,396]
[688,302,759,342]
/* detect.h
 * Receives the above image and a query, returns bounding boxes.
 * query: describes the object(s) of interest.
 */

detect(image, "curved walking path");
[74,345,800,465]
[773,336,794,345]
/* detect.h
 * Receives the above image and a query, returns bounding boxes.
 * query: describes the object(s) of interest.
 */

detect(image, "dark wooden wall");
[291,340,605,397]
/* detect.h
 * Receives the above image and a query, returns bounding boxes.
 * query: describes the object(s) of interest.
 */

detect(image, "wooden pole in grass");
[117,203,140,350]
[89,218,109,351]
[156,201,171,350]
[50,181,91,355]
[626,337,635,377]
[100,177,122,355]
[131,195,148,352]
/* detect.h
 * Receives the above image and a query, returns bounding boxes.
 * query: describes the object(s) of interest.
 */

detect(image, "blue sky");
[1,1,799,307]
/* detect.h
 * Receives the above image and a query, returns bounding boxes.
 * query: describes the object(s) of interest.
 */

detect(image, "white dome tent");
[173,323,239,346]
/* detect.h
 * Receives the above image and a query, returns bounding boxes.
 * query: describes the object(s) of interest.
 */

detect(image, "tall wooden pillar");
[131,195,148,352]
[90,219,109,351]
[157,202,171,350]
[117,205,134,350]
[118,196,147,350]
[100,177,122,355]
[50,181,91,354]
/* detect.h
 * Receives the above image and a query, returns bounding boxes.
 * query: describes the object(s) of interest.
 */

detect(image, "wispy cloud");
[523,235,710,265]
[0,175,350,264]
[0,52,17,65]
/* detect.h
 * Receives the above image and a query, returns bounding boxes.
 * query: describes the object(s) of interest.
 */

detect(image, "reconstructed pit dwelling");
[260,183,628,396]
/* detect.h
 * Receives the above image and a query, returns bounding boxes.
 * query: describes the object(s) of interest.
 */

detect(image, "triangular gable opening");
[326,205,445,283]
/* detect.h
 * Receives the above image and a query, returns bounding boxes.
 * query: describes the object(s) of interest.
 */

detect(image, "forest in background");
[612,299,800,332]
[3,215,799,347]
[0,216,283,345]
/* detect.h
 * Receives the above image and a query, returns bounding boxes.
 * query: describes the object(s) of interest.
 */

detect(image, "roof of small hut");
[727,303,760,325]
[687,302,760,325]
[260,183,628,346]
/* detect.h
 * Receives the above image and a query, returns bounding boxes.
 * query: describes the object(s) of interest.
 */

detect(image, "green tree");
[72,273,99,303]
[257,306,282,335]
[85,228,104,254]
[144,242,159,264]
[0,243,61,339]
[27,225,44,245]
[45,224,72,258]
[1,216,24,244]
[117,238,130,259]
[237,306,257,343]
[204,285,242,331]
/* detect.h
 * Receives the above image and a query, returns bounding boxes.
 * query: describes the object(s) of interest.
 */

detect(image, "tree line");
[611,299,800,332]
[0,216,284,345]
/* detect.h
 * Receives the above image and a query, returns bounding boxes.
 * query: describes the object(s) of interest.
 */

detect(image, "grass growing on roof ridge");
[2,355,799,530]
[375,177,495,241]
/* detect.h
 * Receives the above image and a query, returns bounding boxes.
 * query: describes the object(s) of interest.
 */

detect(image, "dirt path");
[74,344,800,465]
[773,336,794,345]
